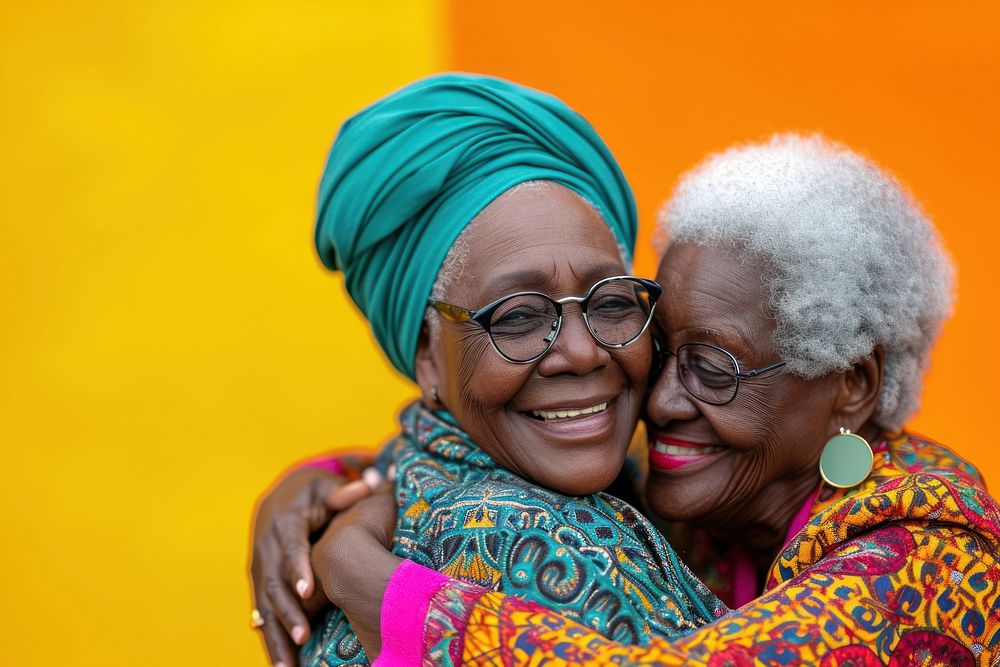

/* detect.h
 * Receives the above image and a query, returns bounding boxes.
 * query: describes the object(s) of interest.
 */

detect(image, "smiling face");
[414,182,651,496]
[644,242,844,533]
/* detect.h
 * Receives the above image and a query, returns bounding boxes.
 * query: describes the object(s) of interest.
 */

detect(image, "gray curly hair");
[658,133,955,430]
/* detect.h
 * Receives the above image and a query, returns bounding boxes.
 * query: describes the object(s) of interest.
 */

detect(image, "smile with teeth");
[652,442,725,456]
[530,402,608,421]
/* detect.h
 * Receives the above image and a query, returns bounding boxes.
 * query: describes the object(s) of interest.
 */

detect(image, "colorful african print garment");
[300,402,724,666]
[388,433,1000,665]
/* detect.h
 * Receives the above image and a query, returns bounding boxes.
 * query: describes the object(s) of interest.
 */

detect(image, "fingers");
[325,478,373,511]
[250,466,352,666]
[300,584,332,616]
[366,483,399,543]
[253,545,310,664]
[306,475,343,532]
[325,466,394,511]
[258,604,299,667]
[274,515,314,600]
[266,575,311,647]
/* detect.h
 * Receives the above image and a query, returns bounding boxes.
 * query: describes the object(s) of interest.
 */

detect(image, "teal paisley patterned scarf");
[302,401,725,666]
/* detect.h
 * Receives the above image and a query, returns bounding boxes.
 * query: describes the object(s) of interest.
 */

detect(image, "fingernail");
[292,625,306,644]
[296,578,309,597]
[275,662,286,667]
[387,464,397,481]
[362,467,383,490]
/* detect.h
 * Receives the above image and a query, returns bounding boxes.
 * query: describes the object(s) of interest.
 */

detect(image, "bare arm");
[309,483,401,659]
[248,450,376,666]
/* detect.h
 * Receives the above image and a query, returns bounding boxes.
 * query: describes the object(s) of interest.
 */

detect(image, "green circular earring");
[819,427,873,488]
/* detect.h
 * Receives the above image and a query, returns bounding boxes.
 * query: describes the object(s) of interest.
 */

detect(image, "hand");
[312,481,401,659]
[249,465,363,666]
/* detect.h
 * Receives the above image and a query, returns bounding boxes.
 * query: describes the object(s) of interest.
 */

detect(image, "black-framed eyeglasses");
[656,341,786,405]
[429,276,663,364]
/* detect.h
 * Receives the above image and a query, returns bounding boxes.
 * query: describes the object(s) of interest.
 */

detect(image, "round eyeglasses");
[429,276,663,364]
[657,342,786,405]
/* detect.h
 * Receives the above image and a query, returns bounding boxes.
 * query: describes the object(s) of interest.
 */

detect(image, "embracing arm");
[385,522,999,665]
[248,447,379,666]
[309,483,404,662]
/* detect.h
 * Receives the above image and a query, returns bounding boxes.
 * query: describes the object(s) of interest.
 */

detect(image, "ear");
[414,323,443,409]
[832,346,884,428]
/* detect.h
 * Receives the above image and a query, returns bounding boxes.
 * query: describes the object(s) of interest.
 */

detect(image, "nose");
[646,352,700,427]
[535,303,610,376]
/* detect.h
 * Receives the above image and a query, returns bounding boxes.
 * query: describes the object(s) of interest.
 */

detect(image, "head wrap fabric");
[316,73,637,380]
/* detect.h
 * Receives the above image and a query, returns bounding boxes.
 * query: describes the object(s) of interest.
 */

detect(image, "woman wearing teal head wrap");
[315,73,636,379]
[269,74,723,667]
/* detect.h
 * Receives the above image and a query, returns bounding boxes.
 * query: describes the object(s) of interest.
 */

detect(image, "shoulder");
[870,433,998,538]
[395,475,604,588]
[775,498,1000,599]
[890,432,985,484]
[397,470,641,548]
[409,472,584,526]
[773,433,1000,585]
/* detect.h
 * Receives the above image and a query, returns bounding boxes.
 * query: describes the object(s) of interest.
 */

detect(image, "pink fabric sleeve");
[374,560,451,666]
[299,455,347,476]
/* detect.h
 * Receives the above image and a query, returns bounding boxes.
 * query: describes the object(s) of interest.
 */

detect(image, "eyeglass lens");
[676,344,739,404]
[488,294,559,362]
[488,278,655,362]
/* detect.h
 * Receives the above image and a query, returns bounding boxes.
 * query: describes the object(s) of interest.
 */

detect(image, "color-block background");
[2,2,997,665]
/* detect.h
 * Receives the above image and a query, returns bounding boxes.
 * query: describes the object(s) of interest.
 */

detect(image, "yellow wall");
[0,2,442,664]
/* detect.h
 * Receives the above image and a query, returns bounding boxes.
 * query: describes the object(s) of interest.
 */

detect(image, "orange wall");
[448,1,1000,484]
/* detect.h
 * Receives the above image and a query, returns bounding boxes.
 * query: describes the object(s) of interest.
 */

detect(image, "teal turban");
[315,73,637,380]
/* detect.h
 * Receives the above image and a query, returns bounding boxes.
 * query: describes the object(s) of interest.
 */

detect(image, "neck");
[700,423,886,569]
[703,471,821,570]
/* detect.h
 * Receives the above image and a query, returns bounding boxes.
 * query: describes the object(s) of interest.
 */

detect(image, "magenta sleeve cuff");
[299,455,347,476]
[373,560,450,666]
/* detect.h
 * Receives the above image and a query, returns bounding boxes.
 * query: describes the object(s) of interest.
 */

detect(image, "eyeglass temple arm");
[428,298,473,323]
[736,361,787,379]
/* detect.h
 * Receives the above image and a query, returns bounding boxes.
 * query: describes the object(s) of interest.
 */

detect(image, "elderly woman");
[261,74,727,667]
[253,133,1000,665]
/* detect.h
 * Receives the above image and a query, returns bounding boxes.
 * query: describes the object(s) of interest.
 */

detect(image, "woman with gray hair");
[256,134,1000,665]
